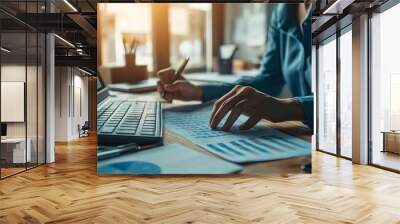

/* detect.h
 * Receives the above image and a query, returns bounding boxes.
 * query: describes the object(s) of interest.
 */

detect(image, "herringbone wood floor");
[1,135,400,224]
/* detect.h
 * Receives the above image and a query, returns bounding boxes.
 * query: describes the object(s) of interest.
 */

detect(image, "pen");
[172,57,190,83]
[98,142,163,160]
[130,38,136,54]
[123,37,127,54]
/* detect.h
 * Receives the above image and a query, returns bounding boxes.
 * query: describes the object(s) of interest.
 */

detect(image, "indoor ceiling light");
[1,47,11,53]
[76,49,85,55]
[323,0,340,15]
[54,34,75,48]
[322,0,354,15]
[63,0,78,12]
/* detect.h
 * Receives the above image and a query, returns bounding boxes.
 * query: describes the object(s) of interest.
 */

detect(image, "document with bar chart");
[164,103,311,163]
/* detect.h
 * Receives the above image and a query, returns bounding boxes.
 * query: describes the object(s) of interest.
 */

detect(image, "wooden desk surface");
[107,90,312,175]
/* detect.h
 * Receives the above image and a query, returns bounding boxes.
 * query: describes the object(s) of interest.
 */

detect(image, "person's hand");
[156,68,203,102]
[209,85,305,131]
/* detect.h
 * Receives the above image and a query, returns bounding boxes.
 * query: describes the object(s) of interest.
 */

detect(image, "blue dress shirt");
[201,4,313,129]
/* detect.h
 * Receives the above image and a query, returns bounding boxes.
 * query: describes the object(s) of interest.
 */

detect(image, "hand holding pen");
[156,57,204,102]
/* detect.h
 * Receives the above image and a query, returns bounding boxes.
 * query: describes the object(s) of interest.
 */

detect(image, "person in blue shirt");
[157,3,313,131]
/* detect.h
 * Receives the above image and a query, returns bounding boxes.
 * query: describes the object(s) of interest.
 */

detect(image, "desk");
[382,131,400,154]
[1,138,31,165]
[164,120,311,175]
[106,91,312,176]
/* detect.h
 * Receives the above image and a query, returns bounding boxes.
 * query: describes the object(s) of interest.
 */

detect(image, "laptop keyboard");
[97,100,163,145]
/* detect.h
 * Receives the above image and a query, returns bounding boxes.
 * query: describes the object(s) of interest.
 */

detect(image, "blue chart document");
[164,103,311,163]
[98,143,242,174]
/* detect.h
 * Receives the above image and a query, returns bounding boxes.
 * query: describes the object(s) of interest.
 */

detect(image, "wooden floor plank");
[1,135,400,224]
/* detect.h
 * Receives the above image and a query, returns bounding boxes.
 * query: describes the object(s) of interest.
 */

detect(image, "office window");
[98,4,153,70]
[169,3,211,69]
[317,37,337,154]
[339,29,352,158]
[371,3,400,171]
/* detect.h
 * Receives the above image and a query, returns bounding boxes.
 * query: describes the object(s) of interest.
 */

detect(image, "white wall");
[1,64,47,164]
[1,65,27,142]
[54,67,89,141]
[54,66,69,141]
[71,73,89,138]
[1,65,34,137]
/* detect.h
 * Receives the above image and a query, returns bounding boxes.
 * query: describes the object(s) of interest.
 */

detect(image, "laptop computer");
[97,76,163,146]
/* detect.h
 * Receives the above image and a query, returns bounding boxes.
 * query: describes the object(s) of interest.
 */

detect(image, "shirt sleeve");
[294,95,314,129]
[201,82,234,102]
[201,10,285,102]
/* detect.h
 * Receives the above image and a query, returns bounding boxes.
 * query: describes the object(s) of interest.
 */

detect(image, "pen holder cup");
[219,59,233,75]
[125,53,136,67]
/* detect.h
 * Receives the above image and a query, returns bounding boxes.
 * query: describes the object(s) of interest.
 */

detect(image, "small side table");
[381,131,400,154]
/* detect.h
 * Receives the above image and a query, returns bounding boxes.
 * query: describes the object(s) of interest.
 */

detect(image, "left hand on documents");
[209,85,305,131]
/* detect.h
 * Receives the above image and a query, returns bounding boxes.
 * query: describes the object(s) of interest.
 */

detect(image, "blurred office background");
[97,3,272,74]
[97,2,400,173]
[1,0,400,178]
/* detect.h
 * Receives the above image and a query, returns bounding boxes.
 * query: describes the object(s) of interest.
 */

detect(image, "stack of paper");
[164,104,311,163]
[98,143,242,174]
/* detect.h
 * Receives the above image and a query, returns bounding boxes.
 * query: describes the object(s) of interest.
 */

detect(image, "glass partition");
[339,28,352,158]
[370,3,400,171]
[317,36,337,154]
[1,31,28,177]
[0,1,46,179]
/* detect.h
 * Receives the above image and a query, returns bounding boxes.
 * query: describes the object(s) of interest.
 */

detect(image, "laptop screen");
[97,79,102,91]
[97,75,109,104]
[97,75,105,91]
[1,123,7,137]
